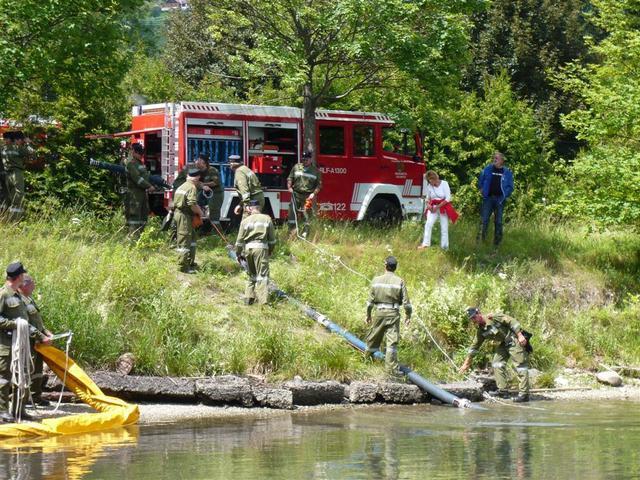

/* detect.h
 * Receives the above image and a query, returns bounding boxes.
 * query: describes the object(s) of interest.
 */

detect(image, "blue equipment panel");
[187,137,241,188]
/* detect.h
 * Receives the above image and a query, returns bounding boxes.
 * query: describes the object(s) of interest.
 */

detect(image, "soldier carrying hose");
[124,143,155,238]
[365,256,412,381]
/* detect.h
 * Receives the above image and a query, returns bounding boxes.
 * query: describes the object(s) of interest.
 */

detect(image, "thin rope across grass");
[290,195,459,370]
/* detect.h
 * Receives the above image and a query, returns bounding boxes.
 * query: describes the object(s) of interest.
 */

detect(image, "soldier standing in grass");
[287,151,322,238]
[174,168,203,273]
[18,274,52,406]
[459,307,531,402]
[125,143,155,238]
[365,256,412,380]
[1,131,31,220]
[229,155,264,219]
[235,200,276,305]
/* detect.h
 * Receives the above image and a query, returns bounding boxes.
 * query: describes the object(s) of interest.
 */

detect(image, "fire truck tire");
[364,197,402,226]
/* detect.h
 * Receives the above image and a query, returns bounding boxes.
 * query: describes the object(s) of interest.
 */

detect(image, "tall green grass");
[1,208,639,384]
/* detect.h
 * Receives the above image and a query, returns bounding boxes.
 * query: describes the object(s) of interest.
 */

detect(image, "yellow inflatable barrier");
[0,344,139,438]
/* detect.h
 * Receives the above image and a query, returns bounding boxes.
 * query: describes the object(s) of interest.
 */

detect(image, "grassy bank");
[2,209,639,385]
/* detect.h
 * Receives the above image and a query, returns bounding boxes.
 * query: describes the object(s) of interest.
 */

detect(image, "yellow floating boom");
[0,344,139,438]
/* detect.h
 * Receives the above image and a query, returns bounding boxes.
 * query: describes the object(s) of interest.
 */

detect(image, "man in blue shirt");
[478,151,514,246]
[478,152,513,246]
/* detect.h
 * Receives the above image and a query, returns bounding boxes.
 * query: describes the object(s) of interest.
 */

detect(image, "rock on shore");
[56,371,486,410]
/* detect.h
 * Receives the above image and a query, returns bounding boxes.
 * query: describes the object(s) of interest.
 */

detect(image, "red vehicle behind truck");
[112,101,425,223]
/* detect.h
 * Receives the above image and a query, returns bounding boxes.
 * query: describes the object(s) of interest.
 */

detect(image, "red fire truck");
[113,101,425,223]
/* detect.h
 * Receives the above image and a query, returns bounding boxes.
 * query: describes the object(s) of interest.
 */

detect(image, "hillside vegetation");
[2,210,639,385]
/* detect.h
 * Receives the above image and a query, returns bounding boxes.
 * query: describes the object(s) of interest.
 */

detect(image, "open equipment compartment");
[248,120,299,189]
[185,118,243,188]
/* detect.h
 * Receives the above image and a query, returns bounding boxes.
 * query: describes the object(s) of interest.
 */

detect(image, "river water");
[1,400,638,479]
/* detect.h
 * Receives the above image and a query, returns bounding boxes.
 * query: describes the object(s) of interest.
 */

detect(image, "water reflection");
[0,427,138,480]
[1,402,639,479]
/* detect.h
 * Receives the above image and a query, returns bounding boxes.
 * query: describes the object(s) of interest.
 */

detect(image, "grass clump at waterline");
[2,207,639,385]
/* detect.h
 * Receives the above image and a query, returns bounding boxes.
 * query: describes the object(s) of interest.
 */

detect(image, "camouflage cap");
[131,143,144,155]
[466,307,480,318]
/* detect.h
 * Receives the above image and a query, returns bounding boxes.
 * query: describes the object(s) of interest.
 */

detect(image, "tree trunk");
[302,83,317,164]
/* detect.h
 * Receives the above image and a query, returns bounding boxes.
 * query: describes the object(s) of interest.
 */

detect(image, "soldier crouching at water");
[459,307,532,402]
[365,256,412,381]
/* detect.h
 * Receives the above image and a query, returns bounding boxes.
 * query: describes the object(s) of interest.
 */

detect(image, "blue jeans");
[480,196,504,245]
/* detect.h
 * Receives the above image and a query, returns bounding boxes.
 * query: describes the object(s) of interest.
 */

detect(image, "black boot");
[487,389,510,399]
[1,412,15,423]
[18,411,35,421]
[513,393,530,403]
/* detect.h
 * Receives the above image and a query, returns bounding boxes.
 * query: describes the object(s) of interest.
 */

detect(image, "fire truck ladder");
[161,103,177,183]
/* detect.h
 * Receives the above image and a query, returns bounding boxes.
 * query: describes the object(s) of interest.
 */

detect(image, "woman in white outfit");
[419,170,456,250]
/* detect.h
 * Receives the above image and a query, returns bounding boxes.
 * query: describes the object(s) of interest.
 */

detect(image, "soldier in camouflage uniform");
[0,262,48,422]
[229,155,264,219]
[287,151,322,238]
[365,256,412,379]
[173,168,203,273]
[459,307,531,402]
[125,143,155,238]
[235,200,276,305]
[172,154,223,226]
[1,131,31,220]
[19,274,52,406]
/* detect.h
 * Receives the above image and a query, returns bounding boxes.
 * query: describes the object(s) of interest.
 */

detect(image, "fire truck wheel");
[364,197,402,226]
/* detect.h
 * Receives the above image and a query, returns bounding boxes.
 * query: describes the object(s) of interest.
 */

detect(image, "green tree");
[0,0,147,209]
[553,0,640,229]
[208,0,472,156]
[429,72,553,215]
[464,0,595,159]
[162,0,247,92]
[0,0,144,112]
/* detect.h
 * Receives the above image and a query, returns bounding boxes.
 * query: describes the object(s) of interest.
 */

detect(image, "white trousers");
[421,210,449,249]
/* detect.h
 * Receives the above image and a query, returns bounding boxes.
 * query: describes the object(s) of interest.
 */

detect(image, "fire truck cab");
[125,101,425,223]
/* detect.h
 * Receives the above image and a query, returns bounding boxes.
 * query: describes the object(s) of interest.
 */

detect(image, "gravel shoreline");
[137,383,640,424]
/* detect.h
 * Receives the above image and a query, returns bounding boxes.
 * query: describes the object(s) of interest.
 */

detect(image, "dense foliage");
[551,0,640,229]
[464,0,596,159]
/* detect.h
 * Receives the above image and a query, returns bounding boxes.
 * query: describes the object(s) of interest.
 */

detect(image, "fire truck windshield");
[382,126,415,156]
